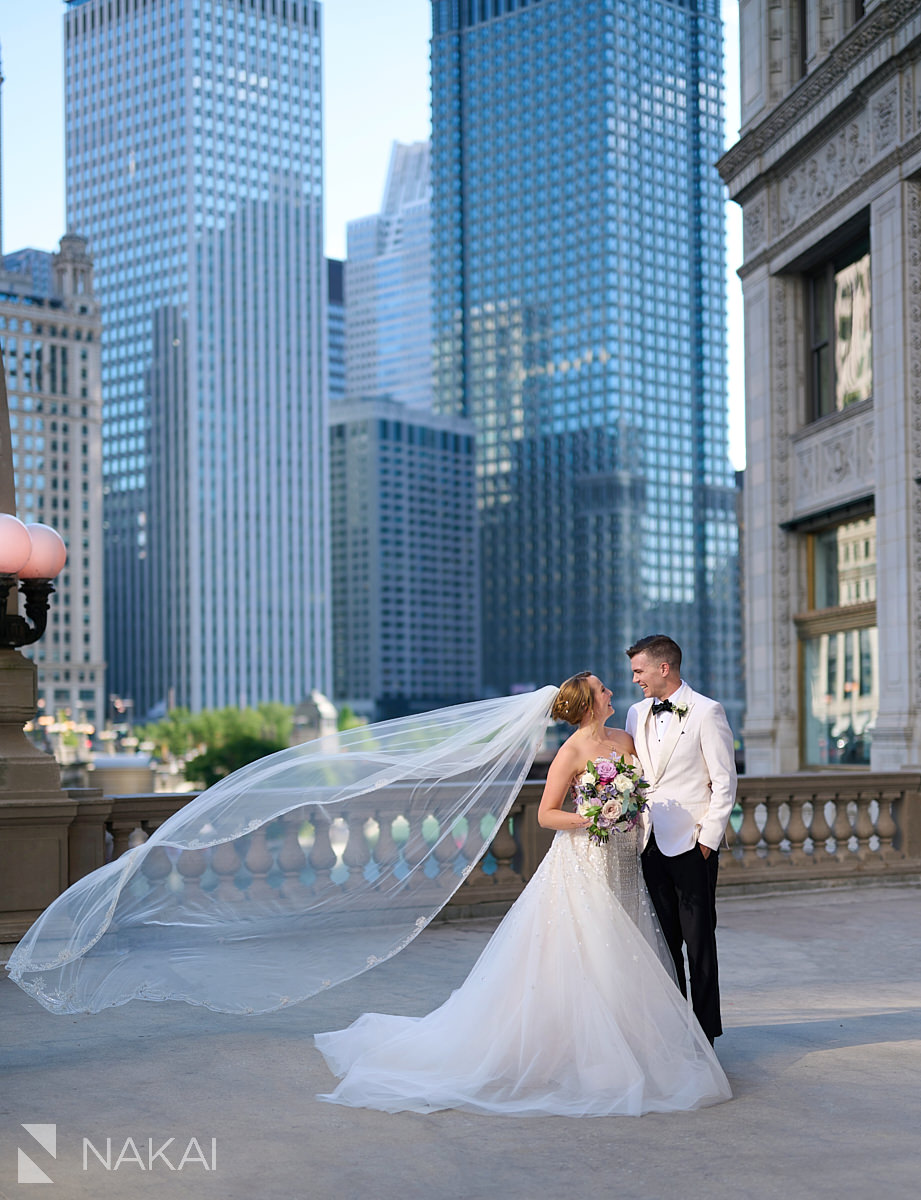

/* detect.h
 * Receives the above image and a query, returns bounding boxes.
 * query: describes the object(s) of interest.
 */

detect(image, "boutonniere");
[671,701,689,719]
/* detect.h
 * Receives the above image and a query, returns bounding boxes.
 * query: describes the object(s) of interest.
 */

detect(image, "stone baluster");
[278,811,309,899]
[432,817,461,888]
[341,809,372,890]
[785,793,812,864]
[831,795,853,862]
[733,798,762,867]
[176,848,208,899]
[852,792,877,862]
[109,820,141,860]
[140,844,174,894]
[211,840,243,900]
[244,825,277,902]
[308,812,337,893]
[489,813,519,883]
[875,789,900,860]
[460,814,484,881]
[760,795,786,865]
[399,812,433,887]
[810,791,835,861]
[373,807,401,886]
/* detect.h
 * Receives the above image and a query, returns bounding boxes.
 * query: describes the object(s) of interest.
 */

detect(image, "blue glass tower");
[431,0,741,726]
[64,0,328,717]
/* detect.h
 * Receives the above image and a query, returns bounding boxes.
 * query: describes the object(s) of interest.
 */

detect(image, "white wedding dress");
[315,823,732,1117]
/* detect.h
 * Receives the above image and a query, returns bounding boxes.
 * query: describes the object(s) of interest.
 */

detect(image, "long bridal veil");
[7,687,558,1015]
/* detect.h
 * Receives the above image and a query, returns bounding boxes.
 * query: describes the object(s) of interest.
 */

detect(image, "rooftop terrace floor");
[2,881,919,1199]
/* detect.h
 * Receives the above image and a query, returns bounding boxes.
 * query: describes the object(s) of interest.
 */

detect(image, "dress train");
[315,828,731,1116]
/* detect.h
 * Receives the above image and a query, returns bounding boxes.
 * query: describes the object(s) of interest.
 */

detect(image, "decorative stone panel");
[771,275,795,720]
[871,82,900,158]
[776,113,869,237]
[743,193,768,257]
[791,407,875,518]
[906,181,921,703]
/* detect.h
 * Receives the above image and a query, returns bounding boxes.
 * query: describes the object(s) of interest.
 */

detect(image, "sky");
[0,0,744,467]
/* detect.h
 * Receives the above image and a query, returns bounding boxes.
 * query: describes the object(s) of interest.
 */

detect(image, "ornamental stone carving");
[744,196,767,257]
[771,276,794,719]
[902,67,913,138]
[791,409,875,518]
[871,83,899,156]
[907,181,921,702]
[777,115,869,237]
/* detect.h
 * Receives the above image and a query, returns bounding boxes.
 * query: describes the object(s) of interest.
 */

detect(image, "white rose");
[614,774,633,793]
[577,771,595,788]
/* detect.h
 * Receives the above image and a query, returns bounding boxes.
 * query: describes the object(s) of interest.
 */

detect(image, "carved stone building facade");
[720,0,921,772]
[0,235,105,736]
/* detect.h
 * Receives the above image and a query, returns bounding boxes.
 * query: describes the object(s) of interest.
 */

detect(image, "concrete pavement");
[1,882,919,1200]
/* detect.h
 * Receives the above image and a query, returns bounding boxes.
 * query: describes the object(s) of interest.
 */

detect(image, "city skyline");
[430,0,742,725]
[1,0,744,467]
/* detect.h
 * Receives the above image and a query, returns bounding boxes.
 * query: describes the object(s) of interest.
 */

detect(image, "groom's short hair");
[626,634,682,672]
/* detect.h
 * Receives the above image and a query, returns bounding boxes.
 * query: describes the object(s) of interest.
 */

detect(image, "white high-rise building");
[345,141,432,409]
[64,0,329,716]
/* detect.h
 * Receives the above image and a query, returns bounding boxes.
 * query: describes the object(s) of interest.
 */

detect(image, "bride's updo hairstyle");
[551,671,594,726]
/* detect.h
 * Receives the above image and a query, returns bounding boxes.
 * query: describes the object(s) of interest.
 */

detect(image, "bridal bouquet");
[573,756,649,845]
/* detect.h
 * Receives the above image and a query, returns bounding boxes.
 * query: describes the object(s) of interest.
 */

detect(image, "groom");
[624,634,736,1044]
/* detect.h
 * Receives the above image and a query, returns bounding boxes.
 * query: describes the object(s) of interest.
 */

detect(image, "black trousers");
[641,831,722,1042]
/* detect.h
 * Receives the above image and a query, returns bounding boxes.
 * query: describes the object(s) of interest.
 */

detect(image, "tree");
[336,705,367,732]
[136,703,294,787]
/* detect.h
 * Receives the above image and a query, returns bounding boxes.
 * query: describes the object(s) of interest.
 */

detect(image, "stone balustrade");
[96,771,921,908]
[722,772,921,890]
[2,772,919,938]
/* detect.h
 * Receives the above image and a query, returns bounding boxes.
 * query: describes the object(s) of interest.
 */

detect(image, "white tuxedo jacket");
[625,684,737,857]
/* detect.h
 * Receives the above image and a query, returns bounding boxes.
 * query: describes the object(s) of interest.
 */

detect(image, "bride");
[315,672,731,1117]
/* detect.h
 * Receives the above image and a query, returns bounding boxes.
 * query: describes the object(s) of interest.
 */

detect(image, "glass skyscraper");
[345,141,433,409]
[64,0,328,717]
[431,0,742,726]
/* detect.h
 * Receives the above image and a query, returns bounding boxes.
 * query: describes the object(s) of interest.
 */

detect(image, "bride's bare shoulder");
[550,732,588,769]
[607,729,636,757]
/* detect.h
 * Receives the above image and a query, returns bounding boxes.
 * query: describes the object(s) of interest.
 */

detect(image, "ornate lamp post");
[0,515,67,648]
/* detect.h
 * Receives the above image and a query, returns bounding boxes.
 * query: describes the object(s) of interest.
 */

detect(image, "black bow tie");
[651,699,674,715]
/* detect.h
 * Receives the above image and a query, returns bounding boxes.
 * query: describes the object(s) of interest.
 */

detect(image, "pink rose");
[600,798,623,821]
[595,759,618,781]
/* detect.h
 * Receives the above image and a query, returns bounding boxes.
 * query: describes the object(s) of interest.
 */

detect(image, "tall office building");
[345,141,432,409]
[0,235,105,734]
[64,0,328,717]
[430,0,742,727]
[326,258,345,403]
[329,396,478,719]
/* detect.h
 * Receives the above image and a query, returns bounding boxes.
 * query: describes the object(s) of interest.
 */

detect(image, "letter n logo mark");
[18,1123,57,1184]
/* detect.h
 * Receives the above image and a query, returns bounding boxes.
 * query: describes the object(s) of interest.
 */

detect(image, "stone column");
[740,263,800,773]
[870,179,921,768]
